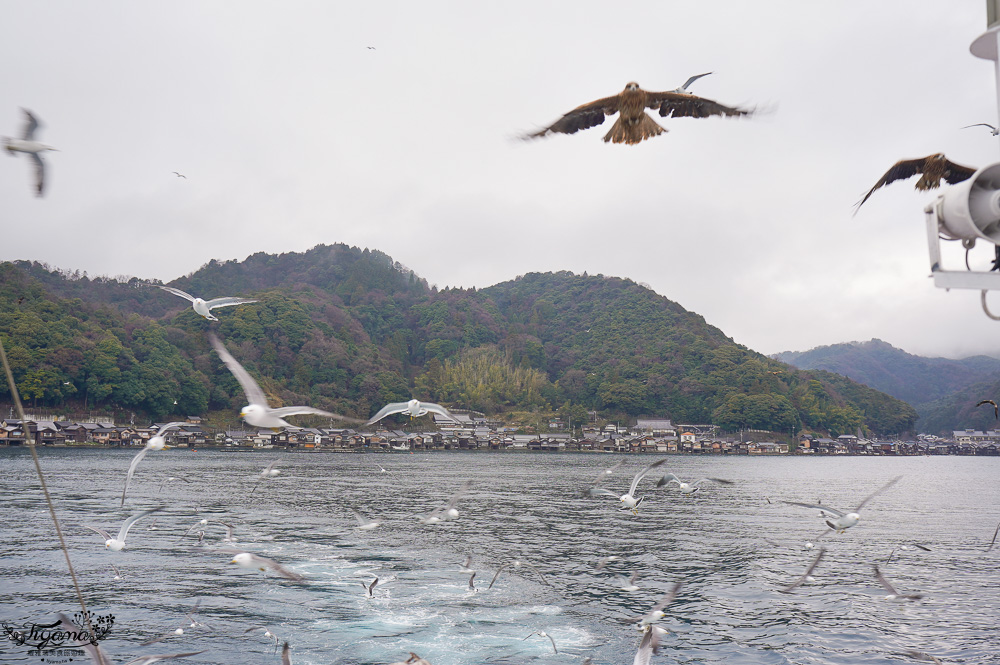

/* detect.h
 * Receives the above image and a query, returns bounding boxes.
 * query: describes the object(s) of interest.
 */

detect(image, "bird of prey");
[855,153,976,212]
[670,71,712,93]
[656,473,733,494]
[873,564,923,601]
[778,547,826,594]
[783,475,902,534]
[963,122,1000,136]
[209,333,361,428]
[976,399,998,420]
[366,398,456,426]
[585,458,667,513]
[85,507,163,551]
[4,108,57,196]
[172,171,187,178]
[151,284,258,322]
[523,630,558,654]
[223,548,305,581]
[524,81,753,145]
[121,422,187,506]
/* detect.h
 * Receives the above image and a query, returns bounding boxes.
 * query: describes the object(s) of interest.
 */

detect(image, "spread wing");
[118,506,164,542]
[269,405,362,423]
[209,333,268,407]
[584,487,620,499]
[778,547,826,594]
[156,285,197,302]
[855,157,976,211]
[420,401,456,421]
[633,626,662,665]
[855,475,902,512]
[21,108,39,141]
[85,525,113,541]
[29,153,45,197]
[121,447,150,506]
[873,564,901,596]
[155,421,188,438]
[629,458,667,495]
[782,501,845,518]
[121,651,207,665]
[204,297,258,310]
[366,402,410,425]
[281,643,291,665]
[644,91,753,119]
[523,93,622,139]
[976,399,999,419]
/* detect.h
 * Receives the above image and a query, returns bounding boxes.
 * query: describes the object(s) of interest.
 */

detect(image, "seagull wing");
[155,421,188,438]
[281,643,291,665]
[21,109,39,141]
[57,614,113,665]
[209,333,268,407]
[629,458,667,496]
[988,521,1000,552]
[445,479,473,510]
[656,472,681,488]
[351,508,372,527]
[250,552,305,581]
[204,297,259,311]
[156,285,197,303]
[366,402,410,426]
[626,582,683,622]
[421,402,456,421]
[854,475,902,512]
[121,447,150,506]
[85,525,113,541]
[644,90,752,119]
[873,564,901,596]
[782,501,845,518]
[964,123,998,131]
[487,562,511,589]
[633,626,662,665]
[29,153,45,197]
[679,71,713,91]
[584,487,620,499]
[118,506,164,542]
[976,399,999,419]
[269,405,362,423]
[523,93,622,139]
[778,547,826,593]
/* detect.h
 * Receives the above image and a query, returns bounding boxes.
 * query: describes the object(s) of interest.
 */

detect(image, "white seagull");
[586,459,667,514]
[633,625,668,665]
[783,476,902,534]
[778,547,826,594]
[121,422,187,506]
[873,564,923,601]
[85,507,163,551]
[963,122,1000,136]
[656,473,733,494]
[210,333,361,429]
[4,108,57,196]
[152,285,257,321]
[223,548,305,581]
[620,571,641,592]
[627,582,682,628]
[366,399,455,426]
[523,630,558,654]
[417,480,472,524]
[351,508,381,531]
[670,71,712,93]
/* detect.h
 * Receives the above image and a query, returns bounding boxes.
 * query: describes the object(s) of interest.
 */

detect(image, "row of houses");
[0,419,208,446]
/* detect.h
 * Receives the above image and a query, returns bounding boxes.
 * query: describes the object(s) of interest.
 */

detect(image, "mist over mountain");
[0,244,917,435]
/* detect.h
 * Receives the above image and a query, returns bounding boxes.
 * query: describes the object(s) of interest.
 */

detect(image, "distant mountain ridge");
[0,245,918,436]
[774,339,1000,432]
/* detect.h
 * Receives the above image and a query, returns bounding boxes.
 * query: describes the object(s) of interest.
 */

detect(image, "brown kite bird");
[855,153,977,212]
[524,81,753,145]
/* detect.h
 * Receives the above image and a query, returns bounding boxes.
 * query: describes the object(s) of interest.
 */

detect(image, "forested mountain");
[774,339,1000,432]
[0,245,917,435]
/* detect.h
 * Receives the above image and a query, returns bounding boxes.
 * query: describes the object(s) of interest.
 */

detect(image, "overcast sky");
[3,1,1000,360]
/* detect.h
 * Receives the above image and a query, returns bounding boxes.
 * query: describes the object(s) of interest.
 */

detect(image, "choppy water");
[1,448,998,665]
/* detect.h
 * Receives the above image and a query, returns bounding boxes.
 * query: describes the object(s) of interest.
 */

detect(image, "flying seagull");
[85,507,163,551]
[873,564,923,601]
[151,284,258,322]
[778,547,826,594]
[121,422,187,506]
[363,577,379,598]
[388,655,432,665]
[585,458,667,514]
[656,473,733,494]
[783,475,902,533]
[582,460,625,497]
[963,122,1000,136]
[3,108,57,196]
[670,71,712,93]
[487,558,550,589]
[633,624,667,665]
[626,582,683,627]
[523,631,558,654]
[58,614,205,665]
[210,333,361,428]
[367,398,456,426]
[855,153,976,212]
[172,171,186,178]
[524,81,752,145]
[244,626,280,652]
[417,479,472,524]
[222,548,305,581]
[976,399,998,420]
[351,507,381,531]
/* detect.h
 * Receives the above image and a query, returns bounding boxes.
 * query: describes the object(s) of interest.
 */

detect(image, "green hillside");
[0,245,918,435]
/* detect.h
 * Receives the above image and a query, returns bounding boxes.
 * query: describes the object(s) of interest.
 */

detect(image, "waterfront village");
[0,412,998,456]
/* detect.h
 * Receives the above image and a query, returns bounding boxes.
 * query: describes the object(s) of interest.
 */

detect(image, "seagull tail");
[603,113,666,145]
